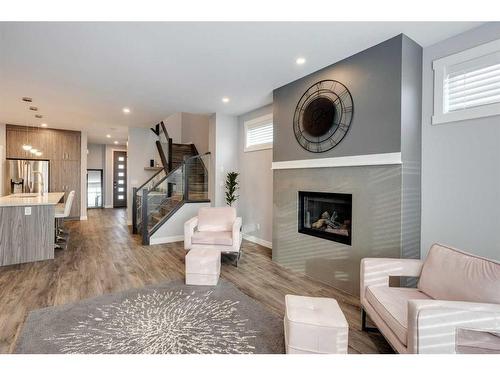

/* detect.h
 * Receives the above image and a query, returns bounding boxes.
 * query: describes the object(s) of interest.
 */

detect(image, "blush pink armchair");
[184,207,242,266]
[360,243,500,353]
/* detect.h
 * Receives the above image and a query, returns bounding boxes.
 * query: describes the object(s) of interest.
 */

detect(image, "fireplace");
[298,191,352,245]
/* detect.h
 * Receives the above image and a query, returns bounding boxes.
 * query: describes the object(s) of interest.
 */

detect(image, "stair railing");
[133,152,211,245]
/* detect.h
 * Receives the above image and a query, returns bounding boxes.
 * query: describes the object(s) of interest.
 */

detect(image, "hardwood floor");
[0,208,393,354]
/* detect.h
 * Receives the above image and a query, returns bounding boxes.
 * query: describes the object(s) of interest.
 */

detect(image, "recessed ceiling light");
[41,123,47,127]
[296,57,306,65]
[22,97,33,102]
[122,107,131,114]
[35,114,43,119]
[29,106,38,111]
[106,134,111,138]
[114,141,119,144]
[222,97,230,103]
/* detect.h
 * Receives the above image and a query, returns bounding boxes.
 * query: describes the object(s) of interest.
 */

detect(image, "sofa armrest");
[232,217,242,240]
[184,217,198,250]
[360,258,424,304]
[407,299,500,353]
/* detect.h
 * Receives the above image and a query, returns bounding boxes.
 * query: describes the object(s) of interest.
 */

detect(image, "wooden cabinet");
[6,125,82,218]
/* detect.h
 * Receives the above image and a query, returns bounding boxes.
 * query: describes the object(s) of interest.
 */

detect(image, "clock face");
[293,80,353,153]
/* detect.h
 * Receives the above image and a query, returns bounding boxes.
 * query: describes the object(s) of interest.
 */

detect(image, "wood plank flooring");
[0,208,393,354]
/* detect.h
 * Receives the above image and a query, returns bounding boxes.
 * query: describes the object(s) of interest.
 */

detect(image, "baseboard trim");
[242,233,272,249]
[149,235,184,245]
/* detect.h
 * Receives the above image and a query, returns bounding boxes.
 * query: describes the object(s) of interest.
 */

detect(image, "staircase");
[132,121,210,244]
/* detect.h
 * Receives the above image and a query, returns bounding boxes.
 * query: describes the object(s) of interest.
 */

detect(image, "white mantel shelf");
[271,152,402,170]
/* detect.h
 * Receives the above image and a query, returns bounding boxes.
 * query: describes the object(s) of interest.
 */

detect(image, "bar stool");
[55,190,75,249]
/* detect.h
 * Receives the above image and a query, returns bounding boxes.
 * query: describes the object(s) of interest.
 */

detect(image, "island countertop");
[0,192,65,207]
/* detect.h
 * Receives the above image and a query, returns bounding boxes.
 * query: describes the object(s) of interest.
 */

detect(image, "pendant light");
[21,97,33,151]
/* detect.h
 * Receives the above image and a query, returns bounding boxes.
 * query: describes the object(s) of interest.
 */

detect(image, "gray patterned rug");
[15,280,284,354]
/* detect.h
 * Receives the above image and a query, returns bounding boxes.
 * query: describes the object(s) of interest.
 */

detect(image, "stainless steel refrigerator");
[5,159,50,194]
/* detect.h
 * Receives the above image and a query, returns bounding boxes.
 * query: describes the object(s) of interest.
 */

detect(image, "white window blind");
[445,57,500,112]
[244,114,273,152]
[432,39,500,125]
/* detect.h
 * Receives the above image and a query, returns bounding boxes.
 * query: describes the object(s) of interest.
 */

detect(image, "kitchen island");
[0,192,65,266]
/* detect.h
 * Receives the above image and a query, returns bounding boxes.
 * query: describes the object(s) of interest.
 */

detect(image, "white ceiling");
[0,22,482,144]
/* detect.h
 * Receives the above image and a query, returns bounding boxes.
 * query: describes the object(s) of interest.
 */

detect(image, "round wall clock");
[293,80,354,153]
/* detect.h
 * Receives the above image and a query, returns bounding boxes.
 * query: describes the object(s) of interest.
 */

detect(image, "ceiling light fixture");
[29,106,38,111]
[222,97,230,103]
[22,144,32,151]
[106,134,111,138]
[41,123,47,127]
[22,97,33,102]
[114,141,119,144]
[30,148,38,154]
[296,57,306,65]
[122,107,131,114]
[35,151,42,156]
[35,114,43,119]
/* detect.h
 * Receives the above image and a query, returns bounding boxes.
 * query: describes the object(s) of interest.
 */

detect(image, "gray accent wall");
[272,34,423,295]
[273,35,403,162]
[274,166,402,296]
[421,23,500,261]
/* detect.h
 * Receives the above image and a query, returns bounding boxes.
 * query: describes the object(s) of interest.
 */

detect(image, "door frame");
[112,150,128,208]
[86,168,104,209]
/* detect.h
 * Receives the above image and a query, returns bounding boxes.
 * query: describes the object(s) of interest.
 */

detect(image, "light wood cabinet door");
[58,131,80,161]
[49,160,63,192]
[6,128,31,159]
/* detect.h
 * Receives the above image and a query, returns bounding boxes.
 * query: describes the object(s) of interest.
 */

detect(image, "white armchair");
[360,243,500,354]
[184,207,242,265]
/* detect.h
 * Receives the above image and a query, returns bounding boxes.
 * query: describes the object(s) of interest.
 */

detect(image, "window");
[244,113,273,152]
[433,38,500,124]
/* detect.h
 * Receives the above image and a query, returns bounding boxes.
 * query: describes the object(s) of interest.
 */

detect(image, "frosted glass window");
[118,164,124,169]
[118,172,124,177]
[118,195,124,200]
[118,156,125,162]
[118,187,124,192]
[118,179,124,185]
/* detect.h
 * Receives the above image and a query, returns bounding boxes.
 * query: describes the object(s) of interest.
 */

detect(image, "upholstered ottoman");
[185,248,221,286]
[284,295,349,354]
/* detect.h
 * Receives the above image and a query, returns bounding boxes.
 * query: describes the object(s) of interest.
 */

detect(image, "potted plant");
[225,171,239,206]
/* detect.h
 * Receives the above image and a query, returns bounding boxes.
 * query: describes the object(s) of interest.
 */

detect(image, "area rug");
[15,280,284,354]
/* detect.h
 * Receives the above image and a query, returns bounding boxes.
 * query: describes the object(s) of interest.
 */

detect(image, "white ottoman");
[284,295,349,354]
[185,248,221,286]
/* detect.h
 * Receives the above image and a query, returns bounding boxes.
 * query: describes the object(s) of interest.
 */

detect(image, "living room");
[1,1,499,374]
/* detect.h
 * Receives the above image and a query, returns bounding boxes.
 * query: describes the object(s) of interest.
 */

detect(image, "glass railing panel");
[184,153,210,202]
[146,166,184,230]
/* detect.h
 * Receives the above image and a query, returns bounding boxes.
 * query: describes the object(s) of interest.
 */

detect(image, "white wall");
[211,113,239,207]
[181,113,210,155]
[87,143,105,169]
[127,127,157,221]
[80,131,88,219]
[164,112,182,143]
[0,123,5,196]
[237,105,273,245]
[421,23,500,260]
